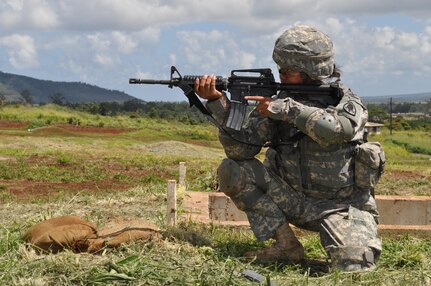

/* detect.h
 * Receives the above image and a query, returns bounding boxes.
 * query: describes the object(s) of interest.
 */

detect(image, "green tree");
[21,89,33,105]
[50,93,65,105]
[368,108,389,123]
[0,94,6,106]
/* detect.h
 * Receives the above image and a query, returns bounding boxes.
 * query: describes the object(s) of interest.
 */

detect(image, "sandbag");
[24,216,160,254]
[23,215,97,253]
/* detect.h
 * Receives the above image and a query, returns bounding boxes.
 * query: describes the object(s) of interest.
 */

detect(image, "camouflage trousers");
[217,158,382,268]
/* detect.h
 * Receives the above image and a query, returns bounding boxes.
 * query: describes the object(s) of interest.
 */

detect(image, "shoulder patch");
[343,102,356,116]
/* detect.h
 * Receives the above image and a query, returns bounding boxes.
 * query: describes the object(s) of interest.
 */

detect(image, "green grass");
[0,105,430,285]
[1,188,430,285]
[0,104,220,148]
[369,131,431,196]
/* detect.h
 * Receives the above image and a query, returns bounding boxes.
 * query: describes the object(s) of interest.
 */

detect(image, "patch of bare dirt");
[386,170,428,180]
[0,154,162,202]
[0,120,29,129]
[0,120,132,135]
[57,124,133,134]
[0,179,135,202]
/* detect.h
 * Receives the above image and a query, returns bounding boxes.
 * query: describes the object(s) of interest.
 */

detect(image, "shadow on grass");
[163,221,332,276]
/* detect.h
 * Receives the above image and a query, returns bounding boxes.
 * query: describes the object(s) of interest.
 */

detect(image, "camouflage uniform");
[206,26,382,271]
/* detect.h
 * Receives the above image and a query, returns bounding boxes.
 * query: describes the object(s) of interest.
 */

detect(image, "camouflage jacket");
[207,83,372,204]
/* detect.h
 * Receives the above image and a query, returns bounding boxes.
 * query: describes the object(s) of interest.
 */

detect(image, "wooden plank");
[375,195,431,226]
[180,191,210,222]
[209,193,248,221]
[180,192,431,237]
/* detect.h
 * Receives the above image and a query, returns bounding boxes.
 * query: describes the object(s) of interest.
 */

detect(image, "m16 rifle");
[129,66,340,131]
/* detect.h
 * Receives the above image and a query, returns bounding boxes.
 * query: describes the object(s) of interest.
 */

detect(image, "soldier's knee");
[320,207,382,272]
[218,158,268,211]
[218,158,242,196]
[327,246,378,272]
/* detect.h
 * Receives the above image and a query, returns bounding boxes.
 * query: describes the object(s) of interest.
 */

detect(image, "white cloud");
[335,0,431,16]
[238,52,256,69]
[135,27,161,44]
[0,0,430,35]
[94,54,114,66]
[0,34,39,68]
[87,33,111,51]
[0,0,58,30]
[325,22,431,82]
[55,0,184,31]
[374,27,396,49]
[175,29,261,72]
[395,32,420,49]
[1,0,431,98]
[112,31,137,54]
[177,30,228,70]
[169,54,177,66]
[324,18,344,35]
[5,0,24,11]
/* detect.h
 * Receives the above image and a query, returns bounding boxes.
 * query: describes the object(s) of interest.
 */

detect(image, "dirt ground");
[0,120,29,128]
[0,179,132,201]
[0,120,130,134]
[0,123,148,201]
[0,121,428,201]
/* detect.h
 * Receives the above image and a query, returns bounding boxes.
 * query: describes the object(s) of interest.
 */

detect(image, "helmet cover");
[273,25,335,80]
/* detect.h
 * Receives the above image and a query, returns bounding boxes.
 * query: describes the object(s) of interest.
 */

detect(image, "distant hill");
[362,92,431,103]
[1,70,429,105]
[0,71,137,104]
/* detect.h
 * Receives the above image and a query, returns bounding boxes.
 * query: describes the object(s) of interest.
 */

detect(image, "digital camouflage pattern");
[272,25,335,80]
[205,25,382,270]
[355,142,386,190]
[321,206,381,271]
[206,78,381,271]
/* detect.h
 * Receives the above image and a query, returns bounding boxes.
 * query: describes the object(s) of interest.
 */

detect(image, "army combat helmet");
[273,25,334,80]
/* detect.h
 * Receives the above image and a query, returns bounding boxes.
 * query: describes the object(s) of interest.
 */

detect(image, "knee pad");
[217,158,242,196]
[321,207,381,272]
[218,158,266,210]
[328,246,376,272]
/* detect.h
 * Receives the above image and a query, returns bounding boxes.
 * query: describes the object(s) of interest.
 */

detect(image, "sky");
[0,0,430,102]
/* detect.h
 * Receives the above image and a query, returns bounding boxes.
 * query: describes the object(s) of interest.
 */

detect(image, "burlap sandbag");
[23,215,98,254]
[87,217,160,253]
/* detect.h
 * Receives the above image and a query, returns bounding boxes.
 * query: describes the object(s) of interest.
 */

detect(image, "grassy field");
[371,130,431,196]
[0,105,430,285]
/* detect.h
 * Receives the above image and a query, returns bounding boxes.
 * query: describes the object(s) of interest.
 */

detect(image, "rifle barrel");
[129,79,174,85]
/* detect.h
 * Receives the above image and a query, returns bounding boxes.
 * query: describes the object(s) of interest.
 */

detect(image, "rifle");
[129,66,340,131]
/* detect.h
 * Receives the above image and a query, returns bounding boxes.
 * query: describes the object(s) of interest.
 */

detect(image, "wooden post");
[179,162,186,189]
[166,180,177,227]
[389,97,393,135]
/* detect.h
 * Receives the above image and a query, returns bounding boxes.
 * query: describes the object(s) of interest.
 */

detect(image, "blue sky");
[0,0,430,102]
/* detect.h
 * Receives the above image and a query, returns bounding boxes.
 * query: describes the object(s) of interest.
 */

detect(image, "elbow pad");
[313,114,354,142]
[295,106,355,145]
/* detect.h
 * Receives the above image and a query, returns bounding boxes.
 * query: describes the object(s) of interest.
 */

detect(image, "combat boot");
[244,223,304,263]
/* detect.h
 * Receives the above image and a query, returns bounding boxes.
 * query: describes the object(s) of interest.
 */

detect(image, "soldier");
[194,25,382,271]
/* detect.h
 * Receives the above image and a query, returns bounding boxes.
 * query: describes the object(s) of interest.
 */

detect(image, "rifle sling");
[178,82,212,117]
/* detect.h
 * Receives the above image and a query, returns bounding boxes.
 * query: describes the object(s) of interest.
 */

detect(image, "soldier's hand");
[245,96,271,117]
[194,75,222,101]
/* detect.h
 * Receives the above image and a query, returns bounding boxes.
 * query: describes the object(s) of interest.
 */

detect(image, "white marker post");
[166,180,177,227]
